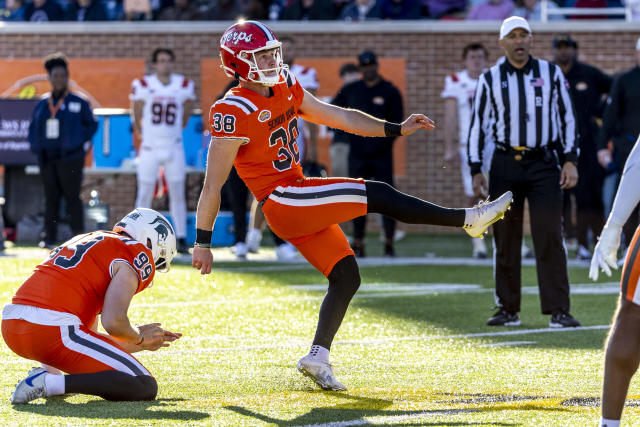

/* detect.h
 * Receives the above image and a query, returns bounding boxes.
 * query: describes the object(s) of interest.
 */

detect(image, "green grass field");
[0,234,638,426]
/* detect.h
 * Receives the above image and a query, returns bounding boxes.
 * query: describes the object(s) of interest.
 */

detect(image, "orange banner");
[0,58,145,109]
[201,57,407,176]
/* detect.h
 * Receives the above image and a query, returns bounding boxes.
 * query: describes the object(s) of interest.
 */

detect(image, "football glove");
[589,224,622,281]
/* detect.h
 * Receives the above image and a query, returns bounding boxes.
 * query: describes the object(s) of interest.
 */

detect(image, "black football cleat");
[487,309,521,326]
[549,311,581,328]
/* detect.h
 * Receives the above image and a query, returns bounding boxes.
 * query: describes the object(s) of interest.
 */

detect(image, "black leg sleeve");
[223,167,249,244]
[365,180,465,227]
[312,256,360,350]
[65,371,157,401]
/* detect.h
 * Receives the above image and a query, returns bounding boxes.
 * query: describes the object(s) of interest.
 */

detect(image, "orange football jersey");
[209,71,306,201]
[13,231,155,327]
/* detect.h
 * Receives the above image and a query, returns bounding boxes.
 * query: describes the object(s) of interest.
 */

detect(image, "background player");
[2,208,180,404]
[131,47,195,254]
[192,20,512,392]
[441,43,492,258]
[590,137,640,427]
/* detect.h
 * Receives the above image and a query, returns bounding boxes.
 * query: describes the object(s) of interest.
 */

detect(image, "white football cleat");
[297,355,347,391]
[245,229,262,253]
[276,242,298,261]
[463,191,513,238]
[11,367,47,404]
[231,242,248,258]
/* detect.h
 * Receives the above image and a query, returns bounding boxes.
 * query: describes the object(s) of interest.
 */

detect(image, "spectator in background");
[339,0,382,20]
[380,0,421,18]
[244,0,269,19]
[124,0,151,20]
[65,0,108,21]
[1,0,26,20]
[280,0,340,19]
[157,0,201,20]
[0,205,5,253]
[623,0,640,21]
[422,0,467,18]
[332,50,403,257]
[598,38,640,252]
[24,0,64,21]
[204,0,245,20]
[552,34,611,260]
[466,0,514,20]
[28,53,98,249]
[513,0,564,20]
[331,63,360,178]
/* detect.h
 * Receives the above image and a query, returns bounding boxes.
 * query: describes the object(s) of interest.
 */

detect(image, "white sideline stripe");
[132,283,620,308]
[150,325,610,355]
[480,340,537,347]
[290,283,483,292]
[295,409,477,427]
[214,256,597,271]
[275,182,365,194]
[269,194,368,207]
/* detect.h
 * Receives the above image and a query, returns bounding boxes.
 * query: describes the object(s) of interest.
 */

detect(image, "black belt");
[495,145,549,161]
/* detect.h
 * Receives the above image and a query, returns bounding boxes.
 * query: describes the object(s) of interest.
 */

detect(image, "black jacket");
[332,78,403,157]
[600,66,640,161]
[559,60,611,153]
[28,92,98,163]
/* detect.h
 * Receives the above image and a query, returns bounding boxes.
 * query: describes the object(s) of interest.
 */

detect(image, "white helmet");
[113,208,177,273]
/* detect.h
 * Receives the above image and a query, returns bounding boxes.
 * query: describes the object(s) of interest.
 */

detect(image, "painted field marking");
[148,325,609,356]
[132,282,619,309]
[294,409,477,427]
[480,340,537,347]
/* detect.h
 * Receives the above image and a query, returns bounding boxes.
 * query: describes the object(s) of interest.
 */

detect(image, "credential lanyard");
[47,91,68,118]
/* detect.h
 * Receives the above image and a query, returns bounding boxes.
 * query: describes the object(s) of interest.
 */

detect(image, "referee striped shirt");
[467,56,577,176]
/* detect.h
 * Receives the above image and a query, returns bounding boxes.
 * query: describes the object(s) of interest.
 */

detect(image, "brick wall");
[3,23,638,232]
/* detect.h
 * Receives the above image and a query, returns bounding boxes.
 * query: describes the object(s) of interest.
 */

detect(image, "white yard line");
[132,282,619,308]
[480,340,537,347]
[295,409,478,427]
[148,325,610,356]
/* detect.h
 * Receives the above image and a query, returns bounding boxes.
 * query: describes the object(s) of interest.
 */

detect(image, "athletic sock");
[308,345,330,363]
[600,419,620,427]
[44,373,65,396]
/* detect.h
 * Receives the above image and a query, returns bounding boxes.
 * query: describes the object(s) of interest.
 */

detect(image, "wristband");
[195,228,212,248]
[384,122,402,137]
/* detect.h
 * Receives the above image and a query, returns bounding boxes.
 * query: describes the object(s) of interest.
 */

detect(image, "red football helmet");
[220,20,287,87]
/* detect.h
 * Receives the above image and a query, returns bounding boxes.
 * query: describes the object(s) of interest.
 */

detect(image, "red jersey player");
[2,208,181,404]
[192,20,513,391]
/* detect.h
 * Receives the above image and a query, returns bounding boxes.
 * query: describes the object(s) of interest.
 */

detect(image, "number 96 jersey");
[130,73,195,144]
[209,71,306,201]
[12,231,155,327]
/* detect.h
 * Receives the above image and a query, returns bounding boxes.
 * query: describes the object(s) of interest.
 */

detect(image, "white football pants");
[136,141,187,238]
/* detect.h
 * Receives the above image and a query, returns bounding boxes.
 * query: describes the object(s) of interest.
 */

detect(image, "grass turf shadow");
[224,392,518,426]
[12,397,209,421]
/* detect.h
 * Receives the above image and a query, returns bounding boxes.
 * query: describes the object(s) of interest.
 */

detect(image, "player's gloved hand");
[589,224,622,281]
[192,246,213,275]
[401,114,435,135]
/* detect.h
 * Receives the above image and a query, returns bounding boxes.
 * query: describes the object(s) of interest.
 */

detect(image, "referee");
[468,17,581,328]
